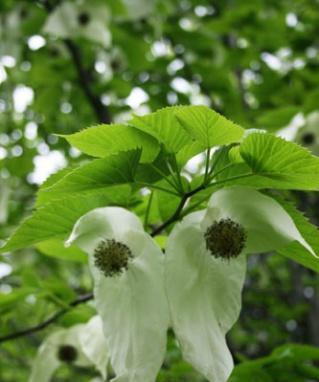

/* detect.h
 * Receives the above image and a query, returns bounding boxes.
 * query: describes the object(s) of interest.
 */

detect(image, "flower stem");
[149,164,181,193]
[151,172,253,236]
[144,191,154,230]
[135,182,179,196]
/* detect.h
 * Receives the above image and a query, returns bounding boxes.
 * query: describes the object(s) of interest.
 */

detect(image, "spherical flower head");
[57,344,78,363]
[94,239,133,277]
[204,218,247,260]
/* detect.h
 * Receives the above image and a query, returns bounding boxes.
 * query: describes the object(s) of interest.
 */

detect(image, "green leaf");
[272,343,319,361]
[175,105,244,149]
[0,186,132,253]
[38,166,76,190]
[0,288,37,313]
[35,166,77,207]
[155,188,180,222]
[36,239,87,262]
[230,344,319,382]
[229,367,272,382]
[240,132,319,190]
[60,124,159,163]
[176,140,205,166]
[37,150,141,204]
[130,106,191,153]
[270,194,319,272]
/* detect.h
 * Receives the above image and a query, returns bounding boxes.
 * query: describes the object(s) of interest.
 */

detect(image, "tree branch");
[150,171,253,237]
[151,185,204,236]
[0,292,93,343]
[41,0,111,123]
[63,39,111,124]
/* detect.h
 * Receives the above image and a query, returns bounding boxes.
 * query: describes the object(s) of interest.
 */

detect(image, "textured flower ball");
[93,239,133,277]
[204,218,247,260]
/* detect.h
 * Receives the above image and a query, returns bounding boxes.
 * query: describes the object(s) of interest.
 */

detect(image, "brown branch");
[41,0,111,123]
[151,185,205,236]
[63,39,111,124]
[0,292,93,343]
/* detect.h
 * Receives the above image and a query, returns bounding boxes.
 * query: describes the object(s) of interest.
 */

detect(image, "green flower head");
[94,239,133,277]
[204,218,247,260]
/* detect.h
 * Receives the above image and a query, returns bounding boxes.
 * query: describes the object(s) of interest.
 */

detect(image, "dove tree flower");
[29,315,108,382]
[165,186,316,382]
[296,111,319,155]
[66,207,170,382]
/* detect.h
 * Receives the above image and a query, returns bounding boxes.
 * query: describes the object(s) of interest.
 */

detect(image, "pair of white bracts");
[31,186,315,382]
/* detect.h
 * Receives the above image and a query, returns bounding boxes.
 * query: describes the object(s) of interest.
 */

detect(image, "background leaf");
[130,106,191,153]
[0,186,132,253]
[240,133,319,190]
[36,239,87,263]
[37,150,141,204]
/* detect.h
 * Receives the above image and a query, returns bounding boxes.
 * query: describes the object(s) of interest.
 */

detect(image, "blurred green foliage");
[1,0,319,381]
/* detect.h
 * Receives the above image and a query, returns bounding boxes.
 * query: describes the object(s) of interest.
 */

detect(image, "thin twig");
[150,185,204,236]
[144,191,154,230]
[204,148,211,184]
[0,292,93,343]
[150,171,253,236]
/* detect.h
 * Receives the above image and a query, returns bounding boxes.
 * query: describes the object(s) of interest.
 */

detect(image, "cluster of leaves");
[2,105,319,274]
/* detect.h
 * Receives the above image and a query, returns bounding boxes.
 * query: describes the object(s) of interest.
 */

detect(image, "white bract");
[29,315,108,382]
[295,111,319,155]
[165,186,315,382]
[43,1,111,47]
[67,207,170,382]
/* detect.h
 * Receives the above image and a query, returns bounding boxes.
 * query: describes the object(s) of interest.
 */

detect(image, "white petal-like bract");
[202,187,315,256]
[166,211,246,382]
[166,186,314,382]
[29,316,107,382]
[67,207,170,382]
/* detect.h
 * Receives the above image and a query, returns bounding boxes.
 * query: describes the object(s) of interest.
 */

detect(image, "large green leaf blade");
[130,106,191,153]
[37,150,141,204]
[175,105,244,149]
[240,132,319,190]
[0,186,132,253]
[60,124,159,163]
[36,239,87,262]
